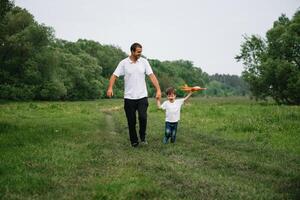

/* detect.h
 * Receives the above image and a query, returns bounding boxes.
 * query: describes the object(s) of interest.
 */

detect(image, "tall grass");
[0,97,299,199]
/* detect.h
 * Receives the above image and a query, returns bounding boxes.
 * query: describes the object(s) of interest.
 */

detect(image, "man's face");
[167,93,176,102]
[132,47,142,60]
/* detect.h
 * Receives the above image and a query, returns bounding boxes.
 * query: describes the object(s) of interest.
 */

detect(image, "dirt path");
[100,106,122,134]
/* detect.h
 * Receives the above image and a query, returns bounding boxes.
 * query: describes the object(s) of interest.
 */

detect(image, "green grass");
[0,97,299,199]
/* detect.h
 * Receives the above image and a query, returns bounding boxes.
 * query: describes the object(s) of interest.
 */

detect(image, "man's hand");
[106,88,113,98]
[149,74,161,100]
[107,75,117,98]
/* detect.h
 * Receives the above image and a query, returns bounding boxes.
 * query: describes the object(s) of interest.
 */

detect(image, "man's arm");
[156,98,162,108]
[106,74,118,98]
[148,73,161,100]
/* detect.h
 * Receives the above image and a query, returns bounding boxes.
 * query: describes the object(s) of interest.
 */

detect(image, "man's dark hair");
[166,87,176,96]
[130,43,142,52]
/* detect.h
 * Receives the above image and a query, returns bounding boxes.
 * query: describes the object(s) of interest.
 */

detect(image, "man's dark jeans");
[124,97,148,146]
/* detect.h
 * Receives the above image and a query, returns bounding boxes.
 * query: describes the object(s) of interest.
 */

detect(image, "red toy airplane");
[180,84,207,92]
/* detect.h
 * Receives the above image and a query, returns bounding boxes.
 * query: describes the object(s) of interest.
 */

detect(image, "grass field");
[0,97,299,199]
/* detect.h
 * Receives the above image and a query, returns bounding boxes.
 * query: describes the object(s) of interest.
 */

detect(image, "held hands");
[156,97,161,108]
[156,90,162,109]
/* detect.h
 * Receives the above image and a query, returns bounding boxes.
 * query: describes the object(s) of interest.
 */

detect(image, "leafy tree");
[0,0,14,21]
[236,11,300,104]
[209,74,249,96]
[0,2,248,100]
[0,6,54,100]
[205,80,225,96]
[73,39,127,78]
[149,59,209,97]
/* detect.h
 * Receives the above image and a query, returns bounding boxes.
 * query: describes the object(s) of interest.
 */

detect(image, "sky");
[15,0,299,75]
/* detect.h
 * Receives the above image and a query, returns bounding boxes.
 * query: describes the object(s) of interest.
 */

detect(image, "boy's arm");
[184,91,193,102]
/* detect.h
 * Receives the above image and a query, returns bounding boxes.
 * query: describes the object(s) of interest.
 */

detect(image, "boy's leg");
[137,97,148,142]
[124,99,138,146]
[170,122,178,143]
[163,122,171,144]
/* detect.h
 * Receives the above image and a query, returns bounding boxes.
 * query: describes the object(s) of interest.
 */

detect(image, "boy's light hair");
[166,87,176,96]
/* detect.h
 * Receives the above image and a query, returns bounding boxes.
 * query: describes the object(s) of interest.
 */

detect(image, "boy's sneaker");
[140,140,148,145]
[163,137,169,144]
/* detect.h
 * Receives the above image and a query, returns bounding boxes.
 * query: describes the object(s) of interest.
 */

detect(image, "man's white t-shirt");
[113,57,153,99]
[160,99,185,122]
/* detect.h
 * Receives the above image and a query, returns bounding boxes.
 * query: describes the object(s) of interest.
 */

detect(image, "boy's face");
[167,93,176,102]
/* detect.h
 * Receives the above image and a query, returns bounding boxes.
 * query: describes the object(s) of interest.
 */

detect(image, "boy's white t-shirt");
[160,99,184,122]
[113,57,153,99]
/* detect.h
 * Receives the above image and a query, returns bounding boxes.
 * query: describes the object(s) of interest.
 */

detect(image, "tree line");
[236,10,300,105]
[1,0,249,101]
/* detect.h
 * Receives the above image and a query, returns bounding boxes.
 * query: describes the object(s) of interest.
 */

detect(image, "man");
[106,43,161,147]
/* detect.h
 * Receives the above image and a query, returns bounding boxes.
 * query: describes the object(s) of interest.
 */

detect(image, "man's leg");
[124,99,138,146]
[137,97,148,142]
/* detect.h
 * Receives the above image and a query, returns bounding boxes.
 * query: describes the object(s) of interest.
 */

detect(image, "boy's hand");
[184,91,193,102]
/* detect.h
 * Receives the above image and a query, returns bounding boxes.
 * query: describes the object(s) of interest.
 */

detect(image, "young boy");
[156,87,193,144]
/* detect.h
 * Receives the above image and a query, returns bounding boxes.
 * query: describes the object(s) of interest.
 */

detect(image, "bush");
[40,81,67,100]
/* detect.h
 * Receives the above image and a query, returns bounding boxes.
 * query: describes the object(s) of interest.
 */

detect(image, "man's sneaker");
[140,140,148,145]
[131,142,139,147]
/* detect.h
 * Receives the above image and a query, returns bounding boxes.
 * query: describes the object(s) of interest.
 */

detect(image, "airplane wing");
[180,85,207,92]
